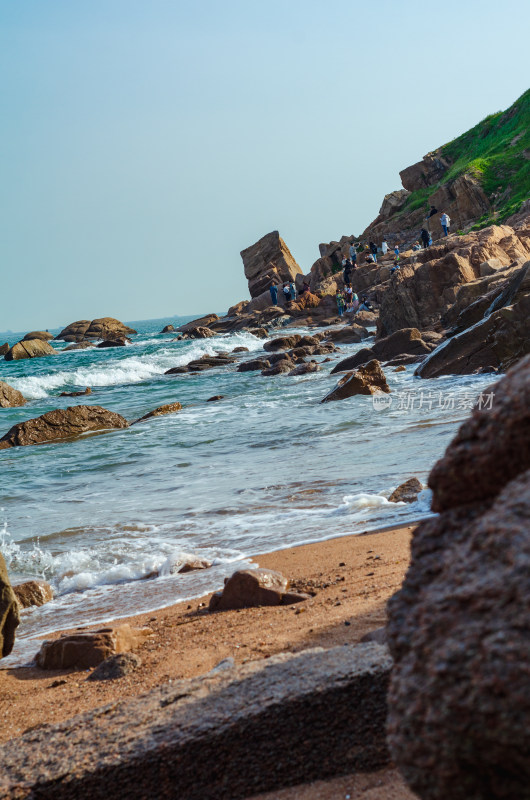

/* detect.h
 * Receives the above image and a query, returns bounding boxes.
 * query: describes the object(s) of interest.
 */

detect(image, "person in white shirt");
[381,239,388,255]
[440,212,451,236]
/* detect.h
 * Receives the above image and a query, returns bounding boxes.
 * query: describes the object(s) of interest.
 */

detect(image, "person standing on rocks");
[343,261,352,286]
[394,243,400,260]
[369,241,378,263]
[349,242,358,263]
[289,281,297,302]
[381,238,389,256]
[282,282,291,303]
[269,283,279,306]
[440,211,451,236]
[420,228,430,248]
[335,289,345,317]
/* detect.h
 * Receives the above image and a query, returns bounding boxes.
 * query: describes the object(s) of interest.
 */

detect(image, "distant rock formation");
[241,230,302,299]
[55,318,137,343]
[22,331,54,341]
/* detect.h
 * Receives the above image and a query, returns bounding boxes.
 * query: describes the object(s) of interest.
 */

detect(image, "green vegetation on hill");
[402,88,530,227]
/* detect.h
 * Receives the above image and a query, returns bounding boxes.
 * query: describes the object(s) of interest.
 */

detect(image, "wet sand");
[0,524,418,799]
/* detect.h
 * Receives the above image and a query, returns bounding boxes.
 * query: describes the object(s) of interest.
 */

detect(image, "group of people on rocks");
[335,287,374,317]
[269,280,298,306]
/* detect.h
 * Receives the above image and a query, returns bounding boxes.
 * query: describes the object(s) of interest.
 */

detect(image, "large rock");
[387,357,530,800]
[209,568,308,611]
[0,343,8,356]
[22,331,53,341]
[388,478,423,504]
[55,318,137,343]
[372,328,432,360]
[13,580,54,609]
[0,381,26,408]
[36,624,151,670]
[323,324,370,344]
[0,405,129,450]
[322,360,390,402]
[177,314,220,333]
[0,553,19,658]
[263,334,302,352]
[0,643,392,799]
[330,347,376,374]
[378,225,529,337]
[399,151,450,192]
[241,231,302,299]
[416,289,530,378]
[4,339,57,360]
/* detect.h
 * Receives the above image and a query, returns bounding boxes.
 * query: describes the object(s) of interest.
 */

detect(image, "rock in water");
[209,568,309,611]
[0,405,129,450]
[4,339,57,360]
[55,318,137,343]
[13,580,54,609]
[322,360,390,402]
[0,552,20,658]
[387,355,530,800]
[36,624,151,669]
[0,381,26,408]
[388,478,423,503]
[0,343,9,356]
[241,231,302,299]
[132,403,182,424]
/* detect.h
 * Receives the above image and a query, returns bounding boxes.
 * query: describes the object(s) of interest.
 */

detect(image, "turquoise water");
[0,316,495,665]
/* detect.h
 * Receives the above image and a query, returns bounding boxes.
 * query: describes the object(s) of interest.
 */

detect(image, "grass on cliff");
[402,88,530,225]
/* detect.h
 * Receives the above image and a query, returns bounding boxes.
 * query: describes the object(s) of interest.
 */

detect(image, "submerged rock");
[0,343,9,356]
[59,387,92,397]
[0,405,129,450]
[133,402,182,424]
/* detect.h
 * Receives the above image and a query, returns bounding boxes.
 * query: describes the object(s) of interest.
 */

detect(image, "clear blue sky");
[1,0,529,331]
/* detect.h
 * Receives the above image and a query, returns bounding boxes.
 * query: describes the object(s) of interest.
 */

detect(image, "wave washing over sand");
[0,316,495,666]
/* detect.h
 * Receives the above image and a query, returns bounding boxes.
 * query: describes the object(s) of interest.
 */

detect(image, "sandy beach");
[0,523,418,798]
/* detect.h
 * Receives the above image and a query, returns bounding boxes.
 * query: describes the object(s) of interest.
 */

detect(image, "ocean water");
[0,316,496,666]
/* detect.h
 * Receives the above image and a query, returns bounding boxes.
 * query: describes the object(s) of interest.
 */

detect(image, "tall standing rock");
[241,231,302,299]
[0,553,20,658]
[386,355,530,800]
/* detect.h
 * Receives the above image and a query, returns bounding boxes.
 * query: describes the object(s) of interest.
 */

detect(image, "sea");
[0,315,496,667]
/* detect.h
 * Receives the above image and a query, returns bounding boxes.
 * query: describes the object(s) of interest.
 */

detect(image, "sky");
[1,0,529,332]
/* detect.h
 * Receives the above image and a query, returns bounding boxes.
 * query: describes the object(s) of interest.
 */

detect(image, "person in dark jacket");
[369,241,378,263]
[420,228,430,248]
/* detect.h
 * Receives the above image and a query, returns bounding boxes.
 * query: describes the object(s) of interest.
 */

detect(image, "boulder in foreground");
[387,355,530,800]
[209,568,309,611]
[0,643,392,799]
[13,580,54,609]
[0,381,26,408]
[0,405,129,450]
[0,552,19,658]
[36,624,151,670]
[322,360,390,402]
[4,339,57,360]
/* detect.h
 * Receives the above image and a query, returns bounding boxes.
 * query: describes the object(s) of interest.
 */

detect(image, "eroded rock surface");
[0,382,26,408]
[387,356,530,800]
[13,580,54,609]
[55,318,137,343]
[36,624,151,670]
[0,553,19,658]
[209,568,308,611]
[241,231,302,299]
[322,360,390,402]
[0,405,129,450]
[4,339,57,360]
